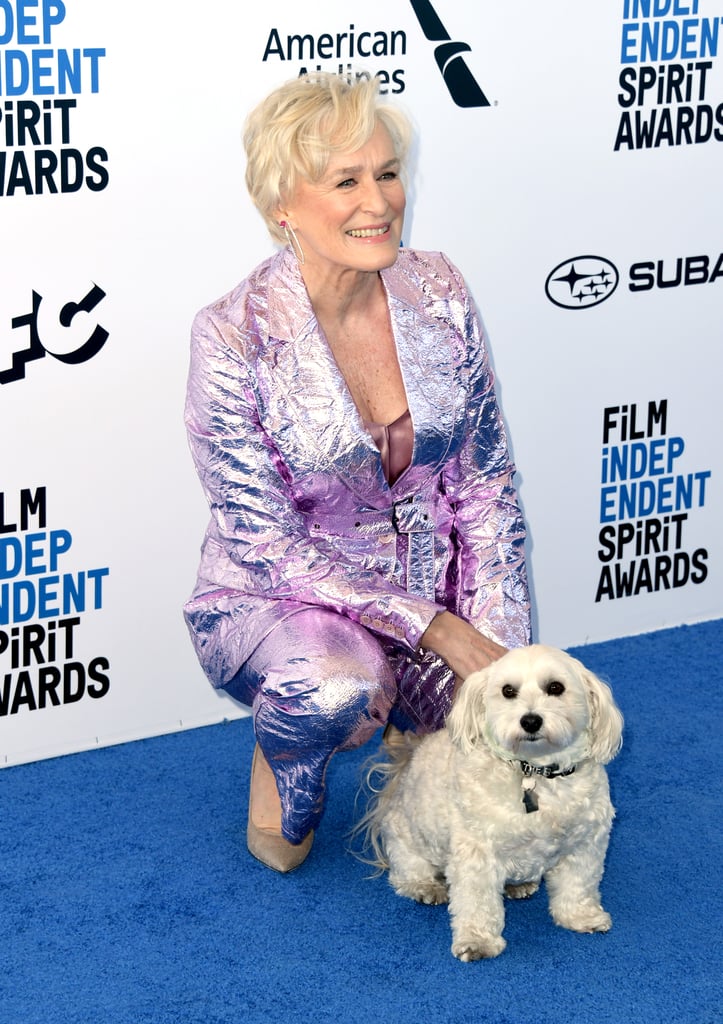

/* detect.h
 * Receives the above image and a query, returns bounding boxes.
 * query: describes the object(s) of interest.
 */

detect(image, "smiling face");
[278,121,406,284]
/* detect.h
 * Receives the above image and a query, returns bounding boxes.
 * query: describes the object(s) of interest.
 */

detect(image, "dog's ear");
[446,669,489,754]
[578,663,624,764]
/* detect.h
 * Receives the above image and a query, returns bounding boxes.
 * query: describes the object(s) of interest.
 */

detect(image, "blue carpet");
[2,621,722,1024]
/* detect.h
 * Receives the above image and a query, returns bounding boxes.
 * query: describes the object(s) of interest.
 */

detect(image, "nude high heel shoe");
[246,744,314,873]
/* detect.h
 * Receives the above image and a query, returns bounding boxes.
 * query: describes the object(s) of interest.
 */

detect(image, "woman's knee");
[250,609,396,749]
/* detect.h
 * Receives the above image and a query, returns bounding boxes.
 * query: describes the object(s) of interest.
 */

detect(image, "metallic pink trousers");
[223,607,454,843]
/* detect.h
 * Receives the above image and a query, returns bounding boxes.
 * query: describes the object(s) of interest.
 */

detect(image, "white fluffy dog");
[360,644,623,961]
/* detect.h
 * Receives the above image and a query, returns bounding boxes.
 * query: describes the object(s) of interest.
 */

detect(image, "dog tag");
[522,788,539,814]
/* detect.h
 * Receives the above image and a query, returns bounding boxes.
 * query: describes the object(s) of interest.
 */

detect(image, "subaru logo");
[545,256,619,310]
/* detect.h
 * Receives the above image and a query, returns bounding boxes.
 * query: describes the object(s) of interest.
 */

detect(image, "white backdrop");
[2,0,721,766]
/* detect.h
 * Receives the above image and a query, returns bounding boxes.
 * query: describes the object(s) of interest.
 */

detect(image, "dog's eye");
[501,685,517,700]
[546,680,565,696]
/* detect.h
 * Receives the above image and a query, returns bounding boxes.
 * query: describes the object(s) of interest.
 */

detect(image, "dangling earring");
[280,221,305,266]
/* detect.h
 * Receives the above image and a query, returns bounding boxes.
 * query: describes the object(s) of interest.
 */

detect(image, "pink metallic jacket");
[184,247,531,691]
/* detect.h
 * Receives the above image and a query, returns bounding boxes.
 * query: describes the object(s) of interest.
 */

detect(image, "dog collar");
[519,761,576,779]
[518,761,576,813]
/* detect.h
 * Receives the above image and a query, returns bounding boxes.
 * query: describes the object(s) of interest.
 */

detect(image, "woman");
[184,73,531,872]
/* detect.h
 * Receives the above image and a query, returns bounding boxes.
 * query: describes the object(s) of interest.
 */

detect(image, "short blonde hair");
[243,73,413,243]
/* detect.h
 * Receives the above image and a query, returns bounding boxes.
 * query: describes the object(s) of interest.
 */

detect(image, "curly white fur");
[359,644,623,961]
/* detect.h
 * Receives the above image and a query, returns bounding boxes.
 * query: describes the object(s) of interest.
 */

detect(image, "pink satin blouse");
[364,409,413,485]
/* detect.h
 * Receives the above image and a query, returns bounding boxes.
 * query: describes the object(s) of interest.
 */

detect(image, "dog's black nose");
[520,713,543,734]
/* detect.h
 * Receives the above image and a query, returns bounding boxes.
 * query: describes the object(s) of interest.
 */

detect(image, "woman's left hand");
[418,610,507,683]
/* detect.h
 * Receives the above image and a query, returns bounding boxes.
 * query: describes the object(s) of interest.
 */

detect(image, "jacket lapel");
[383,267,462,498]
[261,249,461,507]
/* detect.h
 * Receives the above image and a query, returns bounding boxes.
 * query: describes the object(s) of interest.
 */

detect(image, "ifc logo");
[545,256,619,310]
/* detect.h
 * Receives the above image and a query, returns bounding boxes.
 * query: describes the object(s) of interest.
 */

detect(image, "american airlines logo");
[409,0,490,108]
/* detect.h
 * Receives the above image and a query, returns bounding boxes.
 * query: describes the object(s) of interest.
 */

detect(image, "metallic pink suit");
[184,247,531,842]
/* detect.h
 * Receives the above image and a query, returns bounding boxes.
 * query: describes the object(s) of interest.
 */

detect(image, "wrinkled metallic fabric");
[184,247,531,839]
[239,607,398,842]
